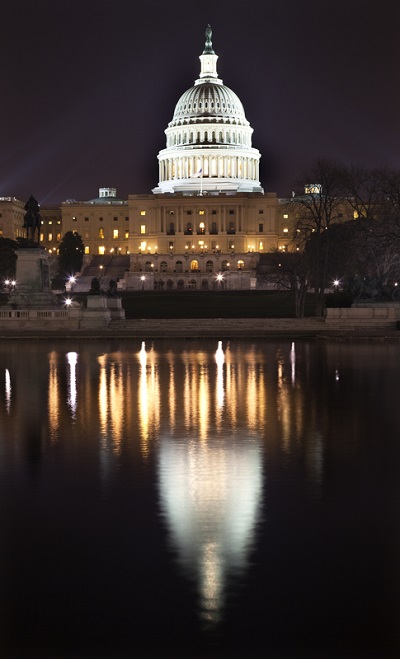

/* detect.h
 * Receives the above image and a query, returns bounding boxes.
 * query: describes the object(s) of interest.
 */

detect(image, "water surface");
[0,339,399,657]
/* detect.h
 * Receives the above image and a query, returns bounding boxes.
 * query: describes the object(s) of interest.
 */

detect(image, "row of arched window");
[154,279,226,290]
[143,259,244,272]
[167,129,248,147]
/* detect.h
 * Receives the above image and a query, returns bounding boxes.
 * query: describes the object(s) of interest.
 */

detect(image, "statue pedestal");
[8,248,59,309]
[106,298,125,320]
[80,295,111,329]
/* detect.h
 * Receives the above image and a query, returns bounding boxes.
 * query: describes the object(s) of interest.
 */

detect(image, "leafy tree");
[57,231,84,278]
[0,237,18,283]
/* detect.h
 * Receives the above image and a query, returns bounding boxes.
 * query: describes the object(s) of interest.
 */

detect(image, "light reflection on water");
[0,339,399,657]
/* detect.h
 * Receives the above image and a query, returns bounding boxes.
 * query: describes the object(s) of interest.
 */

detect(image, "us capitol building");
[1,27,291,291]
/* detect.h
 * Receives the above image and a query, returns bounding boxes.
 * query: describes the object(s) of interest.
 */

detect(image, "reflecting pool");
[0,339,399,657]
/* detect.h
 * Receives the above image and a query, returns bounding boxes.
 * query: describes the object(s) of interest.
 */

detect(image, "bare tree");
[262,250,310,317]
[288,160,345,315]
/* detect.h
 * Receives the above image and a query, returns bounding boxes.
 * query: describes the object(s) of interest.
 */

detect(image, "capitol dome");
[153,26,263,195]
[170,83,248,127]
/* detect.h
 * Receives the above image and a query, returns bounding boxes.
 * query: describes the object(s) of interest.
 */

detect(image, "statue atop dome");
[204,24,214,54]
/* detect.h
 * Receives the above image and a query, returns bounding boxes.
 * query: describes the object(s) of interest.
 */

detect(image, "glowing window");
[57,233,61,241]
[113,229,119,239]
[140,241,147,251]
[140,211,146,216]
[199,210,205,215]
[125,230,129,239]
[283,214,289,219]
[99,228,105,239]
[191,260,199,270]
[237,260,244,270]
[48,220,53,225]
[140,225,146,234]
[48,233,53,242]
[283,228,289,233]
[85,246,90,254]
[99,246,105,255]
[354,210,359,219]
[259,241,264,250]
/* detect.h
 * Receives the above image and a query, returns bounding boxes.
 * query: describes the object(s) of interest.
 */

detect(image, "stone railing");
[0,308,82,329]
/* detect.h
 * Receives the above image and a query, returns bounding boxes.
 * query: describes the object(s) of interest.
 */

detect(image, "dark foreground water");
[0,339,399,658]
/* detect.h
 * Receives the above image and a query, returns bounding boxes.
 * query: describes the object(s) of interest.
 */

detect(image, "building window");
[84,231,90,239]
[72,216,77,222]
[99,228,105,239]
[175,260,183,273]
[198,221,205,234]
[229,242,235,250]
[229,210,234,215]
[258,223,263,232]
[283,214,289,219]
[113,216,118,221]
[222,260,229,271]
[237,260,244,270]
[199,210,205,215]
[113,229,119,239]
[283,228,289,233]
[140,211,146,216]
[99,246,105,255]
[125,216,129,221]
[85,217,89,222]
[140,224,146,234]
[211,210,217,215]
[48,233,53,242]
[125,230,129,239]
[259,209,264,214]
[140,241,147,251]
[85,246,90,254]
[190,259,199,271]
[57,233,61,241]
[168,241,174,251]
[160,261,167,272]
[206,260,213,272]
[186,210,192,215]
[99,217,103,221]
[48,220,53,225]
[259,241,264,250]
[185,222,193,235]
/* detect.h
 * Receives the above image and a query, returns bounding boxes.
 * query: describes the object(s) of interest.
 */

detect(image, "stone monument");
[8,247,59,309]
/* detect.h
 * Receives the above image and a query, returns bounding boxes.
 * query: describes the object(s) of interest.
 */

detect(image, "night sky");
[1,0,399,205]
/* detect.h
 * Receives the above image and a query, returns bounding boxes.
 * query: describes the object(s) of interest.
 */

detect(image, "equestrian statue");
[23,195,41,243]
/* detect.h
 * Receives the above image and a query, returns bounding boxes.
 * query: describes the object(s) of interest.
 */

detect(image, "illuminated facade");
[0,197,25,240]
[3,27,296,289]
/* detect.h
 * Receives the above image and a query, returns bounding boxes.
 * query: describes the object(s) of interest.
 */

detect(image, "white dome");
[170,83,249,128]
[153,26,262,195]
